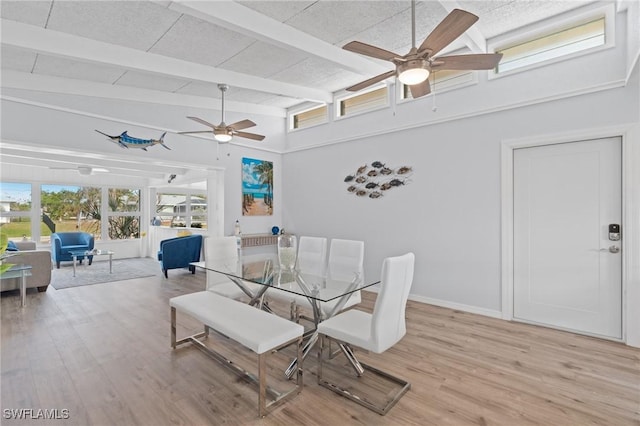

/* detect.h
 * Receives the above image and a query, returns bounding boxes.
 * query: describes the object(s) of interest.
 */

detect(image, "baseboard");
[409,293,503,319]
[364,287,503,319]
[364,286,504,319]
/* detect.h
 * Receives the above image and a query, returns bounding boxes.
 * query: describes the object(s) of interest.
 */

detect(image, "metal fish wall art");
[95,130,171,151]
[343,161,412,199]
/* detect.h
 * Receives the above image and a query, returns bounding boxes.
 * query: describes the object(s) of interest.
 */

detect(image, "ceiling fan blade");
[227,119,256,131]
[178,130,215,135]
[419,9,478,57]
[186,116,217,129]
[343,41,401,62]
[409,80,431,99]
[431,53,503,70]
[234,131,265,141]
[346,70,396,92]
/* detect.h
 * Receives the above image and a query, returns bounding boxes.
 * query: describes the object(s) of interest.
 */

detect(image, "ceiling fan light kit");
[49,165,109,175]
[213,128,233,143]
[398,60,430,85]
[77,166,93,175]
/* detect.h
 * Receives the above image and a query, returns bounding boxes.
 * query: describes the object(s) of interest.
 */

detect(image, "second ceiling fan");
[179,84,265,142]
[344,1,503,99]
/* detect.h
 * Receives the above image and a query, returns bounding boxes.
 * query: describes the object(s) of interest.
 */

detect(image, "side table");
[0,264,33,307]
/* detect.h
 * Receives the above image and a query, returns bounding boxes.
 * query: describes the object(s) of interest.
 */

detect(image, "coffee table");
[69,250,114,277]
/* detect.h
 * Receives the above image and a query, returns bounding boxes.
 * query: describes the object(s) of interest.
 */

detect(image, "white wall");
[221,144,283,237]
[625,0,640,78]
[625,119,640,347]
[282,64,639,317]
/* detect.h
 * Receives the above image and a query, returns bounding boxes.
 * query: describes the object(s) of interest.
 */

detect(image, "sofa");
[1,241,53,293]
[51,232,95,268]
[157,234,203,278]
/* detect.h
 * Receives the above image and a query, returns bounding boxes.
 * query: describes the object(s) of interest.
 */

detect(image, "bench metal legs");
[317,334,410,416]
[170,307,303,417]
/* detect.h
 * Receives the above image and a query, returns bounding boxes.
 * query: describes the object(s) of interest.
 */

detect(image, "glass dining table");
[191,254,379,378]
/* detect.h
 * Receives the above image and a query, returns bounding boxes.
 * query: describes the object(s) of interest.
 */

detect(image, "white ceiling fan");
[49,165,110,175]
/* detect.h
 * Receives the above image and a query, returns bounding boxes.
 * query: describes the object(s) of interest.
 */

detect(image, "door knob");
[599,246,620,253]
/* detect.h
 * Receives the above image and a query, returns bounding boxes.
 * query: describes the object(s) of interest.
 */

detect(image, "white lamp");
[397,59,430,86]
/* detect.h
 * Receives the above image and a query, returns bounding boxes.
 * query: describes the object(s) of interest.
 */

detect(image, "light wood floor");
[1,269,639,425]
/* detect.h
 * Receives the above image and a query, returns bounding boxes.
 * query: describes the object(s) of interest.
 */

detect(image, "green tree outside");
[2,186,140,240]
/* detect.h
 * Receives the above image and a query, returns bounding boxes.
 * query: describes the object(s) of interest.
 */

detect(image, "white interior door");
[513,137,622,339]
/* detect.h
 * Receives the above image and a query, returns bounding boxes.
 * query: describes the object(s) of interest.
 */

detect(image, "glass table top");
[68,249,114,256]
[0,264,33,280]
[191,254,379,303]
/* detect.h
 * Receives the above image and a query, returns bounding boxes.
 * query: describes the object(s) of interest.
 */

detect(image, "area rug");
[50,257,162,290]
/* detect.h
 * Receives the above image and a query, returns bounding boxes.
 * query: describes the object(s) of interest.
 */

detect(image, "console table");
[240,233,280,248]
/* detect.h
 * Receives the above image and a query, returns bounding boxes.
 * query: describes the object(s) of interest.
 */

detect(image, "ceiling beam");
[0,144,189,175]
[0,155,169,179]
[437,0,487,52]
[1,19,333,103]
[164,0,391,76]
[0,140,205,180]
[2,71,286,117]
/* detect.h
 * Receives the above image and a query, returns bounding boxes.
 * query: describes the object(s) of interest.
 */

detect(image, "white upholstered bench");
[170,291,304,417]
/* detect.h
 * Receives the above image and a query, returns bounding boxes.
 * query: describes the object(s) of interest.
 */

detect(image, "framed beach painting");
[242,157,273,216]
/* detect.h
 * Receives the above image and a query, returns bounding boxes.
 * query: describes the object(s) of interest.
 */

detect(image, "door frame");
[501,125,639,346]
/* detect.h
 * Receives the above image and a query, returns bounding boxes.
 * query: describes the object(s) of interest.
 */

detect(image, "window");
[156,192,207,229]
[40,185,101,242]
[1,182,143,242]
[290,104,328,130]
[336,85,388,118]
[108,188,141,239]
[495,17,606,74]
[189,196,207,229]
[0,182,32,242]
[399,70,474,100]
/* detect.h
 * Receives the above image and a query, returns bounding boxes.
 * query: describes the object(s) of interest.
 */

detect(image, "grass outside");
[1,220,100,241]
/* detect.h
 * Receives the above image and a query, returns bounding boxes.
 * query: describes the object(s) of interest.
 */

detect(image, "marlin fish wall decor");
[95,130,171,151]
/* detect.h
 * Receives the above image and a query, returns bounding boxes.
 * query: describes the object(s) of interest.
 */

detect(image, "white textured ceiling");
[0,0,600,179]
[1,0,596,109]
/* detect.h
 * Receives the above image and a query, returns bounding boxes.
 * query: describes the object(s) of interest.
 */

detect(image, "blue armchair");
[51,232,95,268]
[157,234,203,278]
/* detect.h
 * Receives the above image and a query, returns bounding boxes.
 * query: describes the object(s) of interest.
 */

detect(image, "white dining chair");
[317,252,415,415]
[296,236,327,277]
[271,236,327,320]
[204,236,254,300]
[294,239,364,320]
[326,238,364,312]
